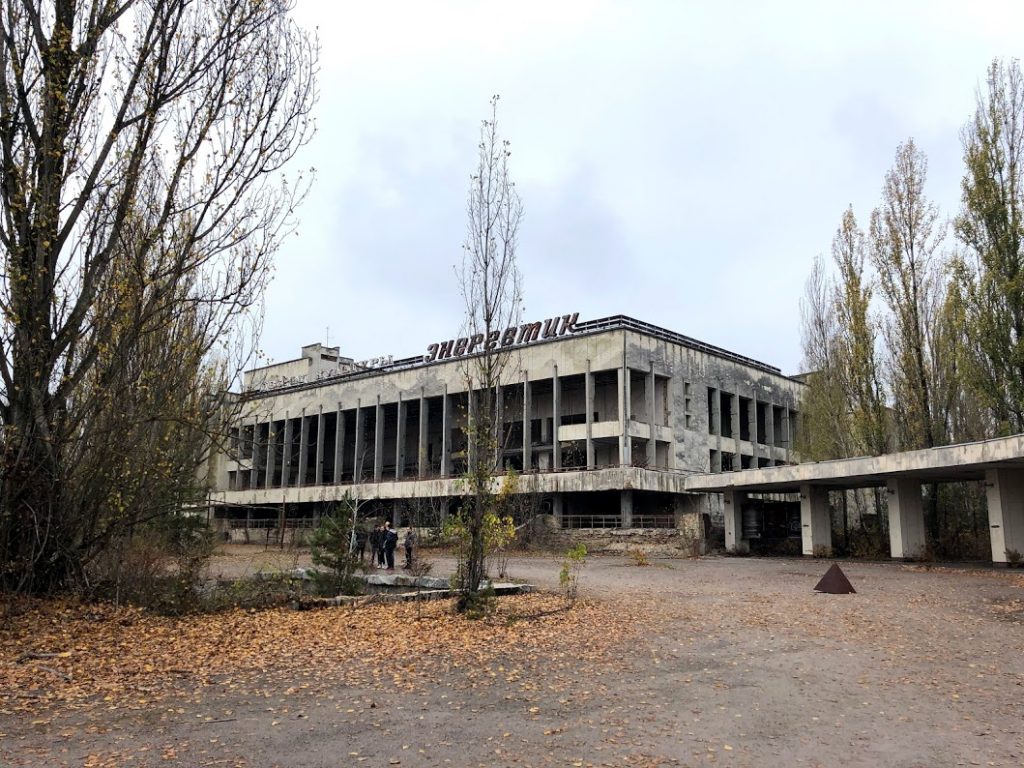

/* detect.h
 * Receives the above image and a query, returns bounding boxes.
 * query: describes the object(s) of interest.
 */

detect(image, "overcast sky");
[263,0,1024,376]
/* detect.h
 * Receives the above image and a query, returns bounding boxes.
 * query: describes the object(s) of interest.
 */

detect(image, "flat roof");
[240,314,796,398]
[684,434,1024,493]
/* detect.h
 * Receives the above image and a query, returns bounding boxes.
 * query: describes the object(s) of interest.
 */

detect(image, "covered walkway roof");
[683,434,1024,494]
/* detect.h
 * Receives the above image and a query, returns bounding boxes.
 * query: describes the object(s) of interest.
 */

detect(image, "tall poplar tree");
[957,58,1024,434]
[834,207,889,456]
[797,209,887,460]
[932,259,988,444]
[796,255,849,460]
[869,139,946,451]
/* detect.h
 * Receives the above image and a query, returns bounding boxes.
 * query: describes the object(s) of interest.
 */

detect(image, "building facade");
[208,314,805,530]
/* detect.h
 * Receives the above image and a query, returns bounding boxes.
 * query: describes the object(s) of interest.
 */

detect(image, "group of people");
[355,521,417,571]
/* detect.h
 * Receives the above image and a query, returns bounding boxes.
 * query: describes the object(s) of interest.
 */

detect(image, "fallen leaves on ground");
[0,593,645,716]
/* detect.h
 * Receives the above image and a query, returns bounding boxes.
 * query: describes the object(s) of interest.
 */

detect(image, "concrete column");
[887,478,926,559]
[800,484,831,556]
[264,423,276,489]
[440,388,450,478]
[374,396,384,483]
[585,361,595,469]
[552,365,561,470]
[619,366,631,466]
[723,489,748,553]
[710,449,722,473]
[749,397,759,443]
[297,410,309,487]
[353,401,364,481]
[985,468,1024,564]
[466,388,476,470]
[620,489,634,528]
[552,494,563,528]
[788,410,799,460]
[730,395,740,451]
[395,396,406,480]
[391,399,399,479]
[764,404,776,466]
[418,392,428,479]
[266,421,278,487]
[646,365,656,465]
[392,501,400,527]
[314,406,324,485]
[281,414,292,488]
[709,387,721,436]
[495,385,504,465]
[250,419,261,490]
[522,374,532,471]
[334,404,345,484]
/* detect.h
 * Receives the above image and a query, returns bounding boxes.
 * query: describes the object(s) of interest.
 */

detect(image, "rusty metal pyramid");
[813,563,856,594]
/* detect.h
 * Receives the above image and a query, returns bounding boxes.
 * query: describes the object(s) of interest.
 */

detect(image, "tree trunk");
[2,425,68,593]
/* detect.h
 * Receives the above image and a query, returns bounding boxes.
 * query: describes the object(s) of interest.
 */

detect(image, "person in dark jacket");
[354,526,369,562]
[403,528,417,569]
[369,524,384,568]
[383,521,398,571]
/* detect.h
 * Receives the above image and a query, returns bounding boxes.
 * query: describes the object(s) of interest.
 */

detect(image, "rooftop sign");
[424,312,579,363]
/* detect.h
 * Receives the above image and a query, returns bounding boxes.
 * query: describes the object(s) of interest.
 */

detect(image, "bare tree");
[454,95,523,614]
[0,0,317,593]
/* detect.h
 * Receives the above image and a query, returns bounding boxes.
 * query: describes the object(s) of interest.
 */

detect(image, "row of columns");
[244,361,660,489]
[708,387,795,469]
[250,396,439,491]
[723,468,1024,564]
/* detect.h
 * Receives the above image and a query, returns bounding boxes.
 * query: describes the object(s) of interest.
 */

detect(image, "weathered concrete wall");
[621,330,804,475]
[544,527,702,555]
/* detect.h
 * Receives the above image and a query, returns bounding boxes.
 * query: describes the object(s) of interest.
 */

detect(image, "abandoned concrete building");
[208,314,806,531]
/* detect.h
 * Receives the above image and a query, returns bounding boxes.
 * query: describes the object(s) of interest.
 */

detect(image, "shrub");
[444,504,515,615]
[626,547,650,567]
[86,514,214,614]
[308,501,363,597]
[559,543,587,605]
[459,582,497,620]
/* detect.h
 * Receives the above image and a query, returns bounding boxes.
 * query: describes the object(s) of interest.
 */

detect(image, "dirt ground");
[3,549,1024,767]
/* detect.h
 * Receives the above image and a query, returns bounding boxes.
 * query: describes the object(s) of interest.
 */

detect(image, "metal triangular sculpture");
[813,563,856,594]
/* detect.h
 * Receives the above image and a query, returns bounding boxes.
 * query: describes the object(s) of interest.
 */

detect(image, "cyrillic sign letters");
[423,312,579,363]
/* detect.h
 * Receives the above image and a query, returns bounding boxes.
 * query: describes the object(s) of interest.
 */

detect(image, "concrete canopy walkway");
[683,435,1024,563]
